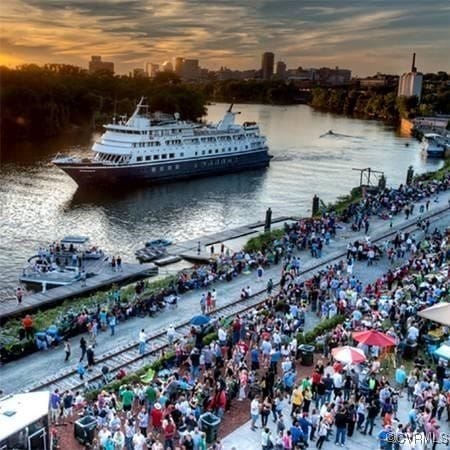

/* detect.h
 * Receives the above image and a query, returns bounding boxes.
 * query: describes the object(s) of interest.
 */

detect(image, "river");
[0,103,443,298]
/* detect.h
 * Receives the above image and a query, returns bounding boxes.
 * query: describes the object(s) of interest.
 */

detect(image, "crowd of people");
[52,204,448,450]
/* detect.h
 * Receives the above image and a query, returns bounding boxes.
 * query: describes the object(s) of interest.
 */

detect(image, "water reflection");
[0,103,444,295]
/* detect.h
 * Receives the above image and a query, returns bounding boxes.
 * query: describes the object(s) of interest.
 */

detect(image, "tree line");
[0,65,206,142]
[1,65,448,142]
[310,72,450,121]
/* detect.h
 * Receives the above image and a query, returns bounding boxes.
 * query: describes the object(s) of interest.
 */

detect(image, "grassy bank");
[0,276,176,360]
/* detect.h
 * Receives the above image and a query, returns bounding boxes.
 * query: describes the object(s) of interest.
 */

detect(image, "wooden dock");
[0,215,296,322]
[0,262,157,323]
[168,215,297,261]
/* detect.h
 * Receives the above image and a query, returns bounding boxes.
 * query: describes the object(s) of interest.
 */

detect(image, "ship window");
[160,167,164,171]
[202,151,205,155]
[215,149,219,153]
[180,152,184,157]
[152,167,156,172]
[208,150,212,154]
[234,147,237,151]
[195,152,198,156]
[167,166,172,171]
[161,154,167,159]
[154,155,159,160]
[136,156,143,162]
[169,153,175,158]
[145,155,151,161]
[245,146,248,149]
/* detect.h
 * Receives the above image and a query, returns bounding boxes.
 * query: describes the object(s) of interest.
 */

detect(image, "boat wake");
[319,130,364,140]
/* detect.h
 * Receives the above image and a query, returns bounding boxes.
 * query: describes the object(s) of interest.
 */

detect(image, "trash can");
[74,415,97,445]
[200,412,221,444]
[403,341,418,360]
[298,344,315,366]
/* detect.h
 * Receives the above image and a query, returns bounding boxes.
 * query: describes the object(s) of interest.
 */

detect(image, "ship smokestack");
[411,53,416,73]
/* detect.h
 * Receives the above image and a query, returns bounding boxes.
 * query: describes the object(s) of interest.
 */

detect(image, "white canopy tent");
[418,303,450,327]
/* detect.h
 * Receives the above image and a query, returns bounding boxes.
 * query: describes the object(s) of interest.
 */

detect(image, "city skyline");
[1,0,450,76]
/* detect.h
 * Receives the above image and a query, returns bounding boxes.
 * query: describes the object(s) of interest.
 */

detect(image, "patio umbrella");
[434,344,450,360]
[190,315,211,326]
[352,330,396,347]
[418,303,450,327]
[331,346,366,365]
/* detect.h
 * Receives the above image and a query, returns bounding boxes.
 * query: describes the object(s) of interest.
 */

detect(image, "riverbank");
[47,185,450,449]
[1,176,449,394]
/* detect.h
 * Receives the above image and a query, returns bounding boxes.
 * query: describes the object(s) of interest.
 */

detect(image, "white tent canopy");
[418,303,450,326]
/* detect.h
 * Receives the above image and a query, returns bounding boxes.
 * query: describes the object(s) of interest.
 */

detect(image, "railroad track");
[23,204,449,394]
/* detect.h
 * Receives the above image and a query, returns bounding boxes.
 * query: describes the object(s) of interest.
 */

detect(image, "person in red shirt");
[22,315,34,339]
[151,402,163,433]
[163,416,176,450]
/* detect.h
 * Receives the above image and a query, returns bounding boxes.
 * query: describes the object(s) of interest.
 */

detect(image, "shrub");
[243,229,285,253]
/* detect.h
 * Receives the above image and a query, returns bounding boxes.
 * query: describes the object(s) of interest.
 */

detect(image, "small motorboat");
[145,238,172,248]
[135,246,167,262]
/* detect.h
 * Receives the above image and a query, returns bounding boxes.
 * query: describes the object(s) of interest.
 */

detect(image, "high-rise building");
[275,61,287,79]
[174,57,184,76]
[161,61,173,72]
[146,63,160,78]
[261,52,274,80]
[133,68,147,78]
[398,53,423,101]
[182,59,199,80]
[89,56,114,74]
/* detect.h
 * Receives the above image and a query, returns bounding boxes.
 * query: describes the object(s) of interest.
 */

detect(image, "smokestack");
[411,53,416,73]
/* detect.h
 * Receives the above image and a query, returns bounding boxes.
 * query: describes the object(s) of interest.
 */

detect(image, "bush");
[243,229,285,253]
[297,315,345,344]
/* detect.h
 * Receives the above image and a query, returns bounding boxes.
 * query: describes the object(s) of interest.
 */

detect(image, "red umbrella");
[331,346,366,364]
[352,330,396,347]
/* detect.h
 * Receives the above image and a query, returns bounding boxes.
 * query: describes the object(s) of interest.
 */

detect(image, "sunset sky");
[1,0,449,76]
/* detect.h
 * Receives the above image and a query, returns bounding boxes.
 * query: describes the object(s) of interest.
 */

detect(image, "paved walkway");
[222,395,450,450]
[1,193,449,394]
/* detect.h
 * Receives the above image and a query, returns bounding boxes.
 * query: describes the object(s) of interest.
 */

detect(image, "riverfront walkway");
[222,391,450,450]
[1,190,449,394]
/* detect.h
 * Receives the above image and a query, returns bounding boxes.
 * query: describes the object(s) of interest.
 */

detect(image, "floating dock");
[0,261,158,323]
[168,215,297,262]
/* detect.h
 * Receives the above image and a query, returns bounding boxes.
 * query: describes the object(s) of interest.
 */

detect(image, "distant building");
[275,61,287,79]
[182,59,199,80]
[317,66,351,85]
[89,56,114,74]
[146,63,160,78]
[133,68,147,78]
[359,73,398,89]
[398,53,423,101]
[161,61,173,72]
[261,52,274,80]
[174,57,184,76]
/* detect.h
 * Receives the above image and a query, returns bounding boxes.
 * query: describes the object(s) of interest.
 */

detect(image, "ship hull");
[55,149,272,186]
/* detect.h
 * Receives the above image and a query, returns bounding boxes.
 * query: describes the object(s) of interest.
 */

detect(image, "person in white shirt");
[250,396,261,431]
[138,329,146,355]
[98,426,111,448]
[407,324,419,342]
[332,371,343,395]
[218,327,227,345]
[133,429,147,450]
[167,324,176,345]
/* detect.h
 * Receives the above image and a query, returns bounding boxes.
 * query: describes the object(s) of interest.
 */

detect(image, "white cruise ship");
[53,99,271,186]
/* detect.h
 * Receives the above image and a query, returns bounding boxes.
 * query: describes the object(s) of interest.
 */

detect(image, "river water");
[0,103,443,298]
